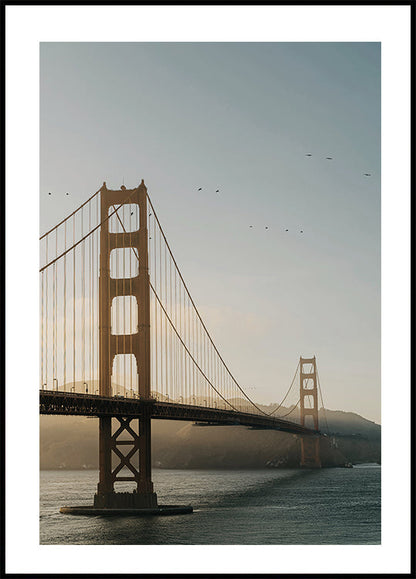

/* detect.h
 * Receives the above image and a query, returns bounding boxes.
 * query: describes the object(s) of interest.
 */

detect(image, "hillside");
[40,406,380,470]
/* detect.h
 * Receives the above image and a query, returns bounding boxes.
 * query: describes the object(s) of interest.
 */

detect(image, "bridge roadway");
[39,390,319,436]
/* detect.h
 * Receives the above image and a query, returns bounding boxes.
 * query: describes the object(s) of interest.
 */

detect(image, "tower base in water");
[300,435,321,468]
[60,504,193,517]
[60,488,193,516]
[93,490,158,509]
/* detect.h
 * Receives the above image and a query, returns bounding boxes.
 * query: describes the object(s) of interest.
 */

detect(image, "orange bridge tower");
[94,180,157,509]
[299,356,321,468]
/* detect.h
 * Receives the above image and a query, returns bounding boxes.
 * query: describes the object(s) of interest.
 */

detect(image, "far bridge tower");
[299,356,321,468]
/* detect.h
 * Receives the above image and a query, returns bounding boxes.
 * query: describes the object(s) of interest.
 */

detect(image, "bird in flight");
[216,189,220,193]
[66,193,69,196]
[326,157,333,160]
[285,229,289,232]
[305,153,312,157]
[249,225,253,228]
[48,192,51,195]
[198,187,202,191]
[300,230,304,233]
[265,226,269,230]
[364,173,371,177]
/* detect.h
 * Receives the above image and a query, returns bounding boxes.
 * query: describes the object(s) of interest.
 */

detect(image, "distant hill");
[40,406,380,470]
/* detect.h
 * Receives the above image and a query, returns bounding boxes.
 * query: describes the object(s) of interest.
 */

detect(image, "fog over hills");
[40,406,380,470]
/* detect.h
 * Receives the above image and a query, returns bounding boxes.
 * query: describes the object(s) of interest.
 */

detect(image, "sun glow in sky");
[40,42,381,422]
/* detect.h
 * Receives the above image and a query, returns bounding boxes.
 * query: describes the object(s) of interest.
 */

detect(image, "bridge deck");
[39,390,319,436]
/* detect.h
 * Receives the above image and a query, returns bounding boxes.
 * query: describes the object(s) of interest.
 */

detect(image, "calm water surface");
[40,465,380,545]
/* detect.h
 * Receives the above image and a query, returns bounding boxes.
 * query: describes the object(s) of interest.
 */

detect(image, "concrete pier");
[60,504,193,516]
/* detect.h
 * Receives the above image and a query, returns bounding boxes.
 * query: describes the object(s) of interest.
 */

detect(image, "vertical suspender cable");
[164,242,168,400]
[154,217,158,396]
[54,230,57,389]
[316,368,330,434]
[174,266,177,399]
[73,215,76,390]
[187,293,190,403]
[46,236,49,387]
[97,195,100,391]
[192,298,195,403]
[52,237,56,388]
[89,200,92,392]
[41,268,44,387]
[159,227,162,397]
[96,196,99,391]
[64,220,67,390]
[82,208,86,388]
[182,276,185,402]
[169,254,173,401]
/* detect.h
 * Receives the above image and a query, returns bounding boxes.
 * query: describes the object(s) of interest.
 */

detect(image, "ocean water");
[40,465,380,545]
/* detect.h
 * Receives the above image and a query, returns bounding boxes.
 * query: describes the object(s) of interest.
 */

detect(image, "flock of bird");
[304,152,372,176]
[193,153,372,235]
[46,153,372,238]
[195,185,304,234]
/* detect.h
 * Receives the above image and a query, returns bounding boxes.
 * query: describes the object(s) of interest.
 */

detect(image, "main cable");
[146,193,270,416]
[316,367,330,435]
[268,360,300,416]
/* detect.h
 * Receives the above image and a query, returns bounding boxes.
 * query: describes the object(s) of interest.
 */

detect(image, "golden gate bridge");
[39,180,328,515]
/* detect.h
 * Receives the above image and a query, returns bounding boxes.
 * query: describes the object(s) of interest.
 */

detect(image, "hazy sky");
[40,42,381,422]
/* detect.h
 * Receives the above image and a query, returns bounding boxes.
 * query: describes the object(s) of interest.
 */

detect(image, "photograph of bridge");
[4,3,411,575]
[39,29,384,549]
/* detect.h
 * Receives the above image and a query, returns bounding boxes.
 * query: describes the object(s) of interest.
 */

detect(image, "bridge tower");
[299,356,321,468]
[94,180,158,509]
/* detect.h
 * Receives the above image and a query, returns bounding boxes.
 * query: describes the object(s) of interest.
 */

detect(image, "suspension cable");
[316,368,330,434]
[268,361,300,416]
[150,282,239,412]
[146,194,270,415]
[279,399,300,418]
[40,188,142,273]
[40,188,101,240]
[114,205,300,417]
[113,209,268,415]
[41,185,309,421]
